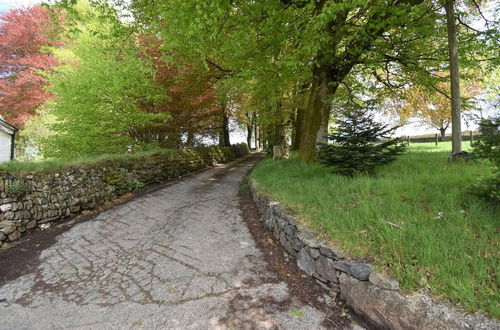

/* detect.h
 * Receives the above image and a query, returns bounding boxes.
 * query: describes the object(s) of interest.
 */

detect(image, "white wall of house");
[0,127,13,163]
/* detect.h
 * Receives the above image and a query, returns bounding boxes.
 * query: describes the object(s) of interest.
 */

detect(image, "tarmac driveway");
[0,153,358,329]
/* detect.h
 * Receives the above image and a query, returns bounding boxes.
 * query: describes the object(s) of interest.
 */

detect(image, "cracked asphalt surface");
[0,153,357,329]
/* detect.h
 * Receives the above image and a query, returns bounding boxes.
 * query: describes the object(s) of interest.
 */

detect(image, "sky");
[0,0,42,13]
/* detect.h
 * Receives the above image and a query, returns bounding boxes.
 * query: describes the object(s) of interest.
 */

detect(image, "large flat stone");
[0,221,14,229]
[315,255,339,283]
[340,274,498,330]
[319,245,343,259]
[369,272,400,291]
[333,261,372,281]
[297,247,316,276]
[1,225,16,235]
[296,230,323,248]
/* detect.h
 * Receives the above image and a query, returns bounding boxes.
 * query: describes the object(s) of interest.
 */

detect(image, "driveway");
[0,153,358,329]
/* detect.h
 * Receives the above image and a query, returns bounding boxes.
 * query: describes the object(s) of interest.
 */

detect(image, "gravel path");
[0,154,360,329]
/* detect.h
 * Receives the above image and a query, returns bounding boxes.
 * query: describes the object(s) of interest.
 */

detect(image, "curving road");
[0,154,359,329]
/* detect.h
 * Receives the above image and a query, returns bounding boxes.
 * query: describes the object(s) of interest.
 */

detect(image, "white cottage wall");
[0,128,13,162]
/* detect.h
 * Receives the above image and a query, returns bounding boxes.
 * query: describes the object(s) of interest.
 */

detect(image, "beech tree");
[55,0,499,161]
[124,0,461,161]
[0,5,64,127]
[42,6,169,158]
[137,35,221,147]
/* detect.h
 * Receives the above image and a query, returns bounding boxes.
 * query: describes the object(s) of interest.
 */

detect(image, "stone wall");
[249,180,498,330]
[0,144,249,247]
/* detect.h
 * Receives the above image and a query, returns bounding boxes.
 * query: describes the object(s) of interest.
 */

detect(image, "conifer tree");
[319,106,406,176]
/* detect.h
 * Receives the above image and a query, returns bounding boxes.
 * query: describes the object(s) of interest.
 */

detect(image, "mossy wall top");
[0,144,249,246]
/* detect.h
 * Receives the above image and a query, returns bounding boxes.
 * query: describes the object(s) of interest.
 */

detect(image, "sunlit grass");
[250,142,499,318]
[0,148,174,172]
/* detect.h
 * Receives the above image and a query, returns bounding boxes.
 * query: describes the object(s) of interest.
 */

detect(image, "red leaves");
[135,34,220,145]
[0,5,64,127]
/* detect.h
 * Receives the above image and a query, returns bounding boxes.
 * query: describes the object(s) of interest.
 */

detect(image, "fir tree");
[319,107,406,176]
[467,117,500,204]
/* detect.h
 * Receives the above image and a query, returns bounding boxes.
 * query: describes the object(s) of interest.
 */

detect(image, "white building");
[0,118,18,163]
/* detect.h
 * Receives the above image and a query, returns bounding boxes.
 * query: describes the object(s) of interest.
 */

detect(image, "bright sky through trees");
[0,0,41,13]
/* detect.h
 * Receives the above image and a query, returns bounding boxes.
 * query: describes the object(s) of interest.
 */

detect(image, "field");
[250,142,499,317]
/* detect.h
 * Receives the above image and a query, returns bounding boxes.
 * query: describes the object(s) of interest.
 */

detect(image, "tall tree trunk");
[246,123,252,149]
[166,132,182,148]
[445,0,462,154]
[219,104,231,147]
[298,69,334,162]
[316,104,330,145]
[292,107,304,151]
[253,112,259,150]
[273,120,289,160]
[263,127,273,151]
[439,127,446,142]
[259,125,264,150]
[186,131,195,147]
[245,112,253,149]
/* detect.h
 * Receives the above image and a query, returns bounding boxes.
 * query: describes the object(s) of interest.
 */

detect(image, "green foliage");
[466,172,500,205]
[42,6,169,159]
[5,180,29,197]
[15,106,57,161]
[467,117,500,204]
[290,309,304,317]
[319,107,406,176]
[471,117,500,166]
[250,142,498,317]
[43,0,499,161]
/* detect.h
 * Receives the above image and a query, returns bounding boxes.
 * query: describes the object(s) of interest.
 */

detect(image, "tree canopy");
[2,0,497,161]
[0,5,65,127]
[123,0,498,161]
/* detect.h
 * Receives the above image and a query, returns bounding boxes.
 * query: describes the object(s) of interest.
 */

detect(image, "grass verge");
[250,142,499,318]
[0,149,175,173]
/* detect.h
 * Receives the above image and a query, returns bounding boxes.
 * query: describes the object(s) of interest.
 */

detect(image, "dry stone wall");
[0,145,249,247]
[249,180,499,330]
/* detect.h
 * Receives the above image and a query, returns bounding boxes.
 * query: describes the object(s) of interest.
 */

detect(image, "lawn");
[250,142,499,318]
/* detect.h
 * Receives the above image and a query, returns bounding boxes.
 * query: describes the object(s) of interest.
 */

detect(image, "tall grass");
[250,142,499,318]
[0,148,175,173]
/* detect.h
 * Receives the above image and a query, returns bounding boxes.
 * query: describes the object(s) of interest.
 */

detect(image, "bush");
[5,180,29,197]
[319,107,406,176]
[466,171,500,204]
[471,118,499,166]
[468,117,499,204]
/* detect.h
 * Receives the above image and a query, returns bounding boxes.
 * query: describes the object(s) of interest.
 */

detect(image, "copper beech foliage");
[0,6,65,127]
[137,35,222,147]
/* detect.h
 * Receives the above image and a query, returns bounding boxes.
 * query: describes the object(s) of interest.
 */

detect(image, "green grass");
[0,148,175,173]
[250,142,499,318]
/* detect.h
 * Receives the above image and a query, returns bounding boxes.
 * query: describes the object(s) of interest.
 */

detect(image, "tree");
[319,105,406,176]
[125,0,458,161]
[467,117,500,204]
[0,5,64,127]
[445,0,462,154]
[392,81,480,141]
[64,0,499,162]
[136,34,221,148]
[15,105,56,161]
[42,6,168,159]
[471,117,500,166]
